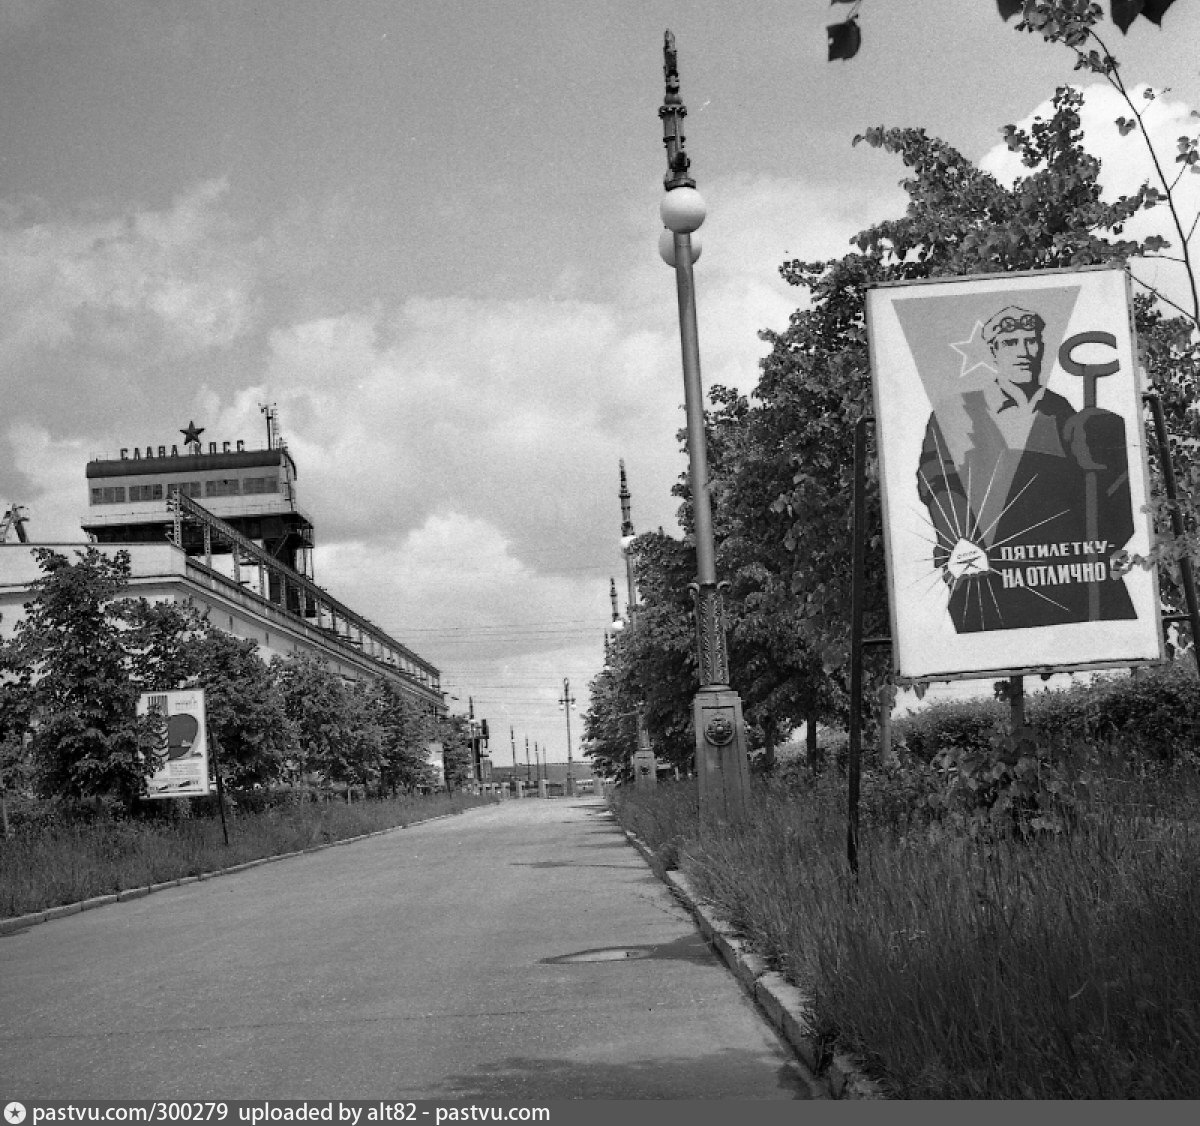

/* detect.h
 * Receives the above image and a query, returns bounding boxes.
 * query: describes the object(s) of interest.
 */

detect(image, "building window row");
[89,476,280,506]
[243,476,279,494]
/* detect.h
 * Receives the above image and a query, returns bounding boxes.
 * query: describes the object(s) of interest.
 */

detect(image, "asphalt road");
[0,797,817,1100]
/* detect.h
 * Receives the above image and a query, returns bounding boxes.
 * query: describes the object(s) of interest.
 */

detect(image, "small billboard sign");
[866,266,1163,681]
[137,689,211,798]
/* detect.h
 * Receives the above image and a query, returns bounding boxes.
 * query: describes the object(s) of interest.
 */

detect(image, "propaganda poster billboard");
[137,689,211,797]
[866,267,1163,681]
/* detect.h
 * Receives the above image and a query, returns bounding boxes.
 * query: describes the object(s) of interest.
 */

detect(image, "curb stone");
[0,804,483,936]
[625,827,884,1100]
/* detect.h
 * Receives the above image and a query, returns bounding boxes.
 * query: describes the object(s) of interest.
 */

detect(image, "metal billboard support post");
[1144,392,1200,678]
[848,416,894,876]
[848,418,869,876]
[208,726,230,847]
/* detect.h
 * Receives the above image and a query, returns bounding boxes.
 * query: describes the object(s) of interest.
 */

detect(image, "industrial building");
[1,417,444,717]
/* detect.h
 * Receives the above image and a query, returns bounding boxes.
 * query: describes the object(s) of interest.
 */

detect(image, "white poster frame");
[866,266,1164,682]
[137,689,212,798]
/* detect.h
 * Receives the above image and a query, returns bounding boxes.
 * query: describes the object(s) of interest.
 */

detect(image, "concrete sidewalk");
[0,798,821,1100]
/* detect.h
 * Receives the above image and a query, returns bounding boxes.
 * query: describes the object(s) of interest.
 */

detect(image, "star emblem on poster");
[949,320,997,379]
[180,421,205,446]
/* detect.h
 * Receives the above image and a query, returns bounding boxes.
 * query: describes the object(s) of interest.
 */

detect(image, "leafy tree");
[11,548,155,807]
[0,628,33,835]
[193,629,293,791]
[371,678,438,795]
[609,531,704,772]
[121,597,211,693]
[273,652,360,792]
[721,87,1184,697]
[122,598,293,791]
[582,656,637,779]
[597,85,1195,763]
[437,712,474,791]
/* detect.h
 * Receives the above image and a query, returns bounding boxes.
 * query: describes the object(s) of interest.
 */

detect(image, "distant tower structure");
[260,402,279,450]
[0,503,30,543]
[82,419,315,589]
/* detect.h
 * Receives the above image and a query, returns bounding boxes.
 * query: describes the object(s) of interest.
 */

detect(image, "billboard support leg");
[209,727,230,847]
[1145,393,1200,678]
[848,417,870,877]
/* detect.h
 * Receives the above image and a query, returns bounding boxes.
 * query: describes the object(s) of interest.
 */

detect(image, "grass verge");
[0,792,497,919]
[612,772,1200,1099]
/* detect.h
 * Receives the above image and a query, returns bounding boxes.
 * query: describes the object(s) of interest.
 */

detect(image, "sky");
[2,0,1199,765]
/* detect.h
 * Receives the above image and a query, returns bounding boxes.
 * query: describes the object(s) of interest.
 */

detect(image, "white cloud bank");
[0,166,896,748]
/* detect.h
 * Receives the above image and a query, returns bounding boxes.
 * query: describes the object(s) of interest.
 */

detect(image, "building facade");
[1,423,443,716]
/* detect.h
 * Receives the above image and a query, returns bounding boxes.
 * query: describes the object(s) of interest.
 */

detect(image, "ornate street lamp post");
[658,30,749,822]
[617,460,657,788]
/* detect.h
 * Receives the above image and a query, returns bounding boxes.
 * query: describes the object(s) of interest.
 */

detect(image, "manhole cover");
[546,947,650,964]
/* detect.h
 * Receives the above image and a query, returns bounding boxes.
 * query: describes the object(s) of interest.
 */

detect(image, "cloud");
[979,81,1200,318]
[0,179,260,435]
[312,512,612,728]
[2,422,89,538]
[0,164,905,748]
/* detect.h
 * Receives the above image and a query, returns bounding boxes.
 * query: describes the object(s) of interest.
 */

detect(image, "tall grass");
[612,771,1200,1098]
[0,792,496,919]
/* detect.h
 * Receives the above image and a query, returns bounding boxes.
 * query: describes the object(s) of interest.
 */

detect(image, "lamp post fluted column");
[658,30,749,822]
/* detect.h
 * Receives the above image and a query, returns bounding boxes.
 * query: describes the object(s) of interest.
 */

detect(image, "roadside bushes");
[610,750,1200,1096]
[786,663,1200,842]
[896,663,1200,766]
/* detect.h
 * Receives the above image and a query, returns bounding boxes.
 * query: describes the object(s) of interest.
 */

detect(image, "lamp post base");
[693,686,750,824]
[633,748,657,787]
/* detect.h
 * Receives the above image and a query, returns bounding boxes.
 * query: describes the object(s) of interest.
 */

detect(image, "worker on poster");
[916,303,1136,633]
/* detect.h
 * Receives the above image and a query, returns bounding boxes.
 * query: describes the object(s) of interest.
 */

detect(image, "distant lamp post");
[658,30,749,822]
[609,577,623,630]
[617,460,657,789]
[558,677,577,796]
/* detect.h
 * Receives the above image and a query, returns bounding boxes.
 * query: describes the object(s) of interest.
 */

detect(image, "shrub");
[610,765,1200,1097]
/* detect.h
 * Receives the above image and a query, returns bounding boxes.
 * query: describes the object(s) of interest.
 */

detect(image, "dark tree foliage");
[273,651,362,789]
[731,85,1187,685]
[122,598,293,791]
[584,531,699,776]
[371,677,438,795]
[437,712,474,790]
[589,83,1197,763]
[9,548,155,807]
